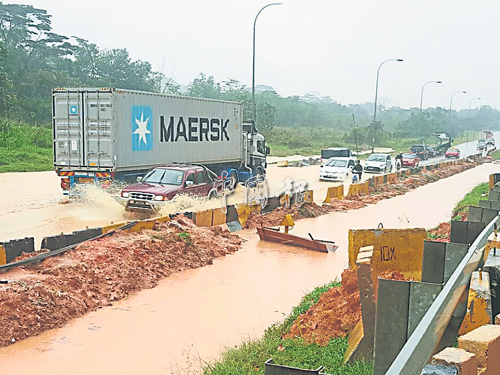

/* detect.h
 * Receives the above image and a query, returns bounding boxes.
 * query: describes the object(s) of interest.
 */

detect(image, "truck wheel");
[256,166,265,177]
[229,171,238,189]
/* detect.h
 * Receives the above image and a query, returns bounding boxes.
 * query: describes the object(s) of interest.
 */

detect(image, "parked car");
[410,145,430,160]
[445,148,460,159]
[319,157,356,182]
[320,147,356,164]
[120,164,218,211]
[364,154,392,173]
[402,153,420,168]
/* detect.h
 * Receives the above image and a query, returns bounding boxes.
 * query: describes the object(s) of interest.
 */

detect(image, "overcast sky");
[8,0,500,110]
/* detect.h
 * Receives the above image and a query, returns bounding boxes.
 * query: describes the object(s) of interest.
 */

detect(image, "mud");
[0,217,241,347]
[284,268,410,346]
[245,162,479,231]
[427,222,452,242]
[284,269,360,345]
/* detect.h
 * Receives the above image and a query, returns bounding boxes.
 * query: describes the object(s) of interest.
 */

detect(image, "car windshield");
[325,159,348,167]
[142,168,184,185]
[367,155,386,162]
[447,148,456,152]
[403,154,414,159]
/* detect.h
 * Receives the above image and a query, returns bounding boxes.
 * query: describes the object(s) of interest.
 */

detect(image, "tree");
[187,73,222,99]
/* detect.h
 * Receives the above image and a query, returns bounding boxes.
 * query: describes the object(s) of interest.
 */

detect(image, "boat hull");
[256,227,337,253]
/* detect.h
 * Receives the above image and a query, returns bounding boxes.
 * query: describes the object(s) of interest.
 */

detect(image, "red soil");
[0,217,241,347]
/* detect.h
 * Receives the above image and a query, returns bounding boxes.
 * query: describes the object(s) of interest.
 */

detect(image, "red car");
[445,148,460,159]
[119,164,218,211]
[402,153,420,168]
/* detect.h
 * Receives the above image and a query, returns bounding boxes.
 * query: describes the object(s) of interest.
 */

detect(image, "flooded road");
[1,163,498,375]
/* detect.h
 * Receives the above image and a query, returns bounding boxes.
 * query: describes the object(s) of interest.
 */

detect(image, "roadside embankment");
[0,217,241,347]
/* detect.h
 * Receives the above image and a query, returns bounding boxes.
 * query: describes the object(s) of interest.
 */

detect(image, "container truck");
[425,132,452,156]
[52,88,269,195]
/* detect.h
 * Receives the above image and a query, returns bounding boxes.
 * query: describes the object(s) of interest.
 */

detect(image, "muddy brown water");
[1,163,499,374]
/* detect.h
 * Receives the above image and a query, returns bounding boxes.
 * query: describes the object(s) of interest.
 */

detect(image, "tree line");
[1,2,499,145]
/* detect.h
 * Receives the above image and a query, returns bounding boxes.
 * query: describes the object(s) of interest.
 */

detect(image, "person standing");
[353,160,363,182]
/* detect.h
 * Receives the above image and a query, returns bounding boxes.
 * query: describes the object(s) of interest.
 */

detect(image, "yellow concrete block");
[374,175,385,185]
[236,204,261,228]
[0,245,6,265]
[323,185,344,203]
[102,221,128,234]
[127,219,157,233]
[348,228,427,293]
[155,215,171,223]
[459,271,493,335]
[387,173,398,185]
[305,189,314,203]
[347,182,369,196]
[212,208,227,226]
[490,174,495,190]
[195,209,213,227]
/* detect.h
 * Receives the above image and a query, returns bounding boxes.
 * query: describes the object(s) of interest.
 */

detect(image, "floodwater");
[0,165,344,248]
[1,163,499,374]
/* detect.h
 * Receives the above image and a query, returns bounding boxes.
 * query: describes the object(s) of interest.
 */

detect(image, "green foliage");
[203,281,372,375]
[452,182,489,218]
[0,119,52,172]
[176,232,192,246]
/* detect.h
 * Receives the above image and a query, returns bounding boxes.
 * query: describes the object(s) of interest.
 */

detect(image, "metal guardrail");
[0,221,138,273]
[386,215,500,374]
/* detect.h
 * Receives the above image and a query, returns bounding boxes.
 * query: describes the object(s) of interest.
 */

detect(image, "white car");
[319,157,356,181]
[364,154,392,174]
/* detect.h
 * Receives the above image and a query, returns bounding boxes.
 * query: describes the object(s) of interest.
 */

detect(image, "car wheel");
[255,166,265,177]
[208,189,217,200]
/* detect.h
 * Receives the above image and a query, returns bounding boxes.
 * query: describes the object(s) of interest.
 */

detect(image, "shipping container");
[52,88,268,194]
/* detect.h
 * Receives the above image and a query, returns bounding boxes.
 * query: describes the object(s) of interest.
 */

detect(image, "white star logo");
[134,111,151,146]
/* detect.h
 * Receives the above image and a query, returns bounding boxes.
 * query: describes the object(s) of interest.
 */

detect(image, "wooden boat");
[256,227,338,253]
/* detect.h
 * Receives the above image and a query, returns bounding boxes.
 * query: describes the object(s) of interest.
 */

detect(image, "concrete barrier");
[323,185,344,202]
[387,173,398,185]
[226,205,238,223]
[41,229,102,252]
[373,175,385,186]
[459,271,493,335]
[0,237,35,263]
[262,196,280,213]
[212,208,227,226]
[0,245,6,266]
[347,181,369,196]
[194,209,213,227]
[348,228,427,287]
[236,204,261,228]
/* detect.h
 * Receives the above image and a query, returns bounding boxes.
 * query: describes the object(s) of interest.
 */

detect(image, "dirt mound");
[284,269,361,345]
[284,268,413,346]
[0,218,241,347]
[427,222,451,242]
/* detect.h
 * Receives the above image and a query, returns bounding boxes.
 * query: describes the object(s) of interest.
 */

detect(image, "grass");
[452,182,489,220]
[203,281,373,375]
[0,121,52,172]
[489,149,500,160]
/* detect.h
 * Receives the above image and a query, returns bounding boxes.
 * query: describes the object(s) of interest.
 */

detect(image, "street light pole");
[467,97,481,143]
[371,58,403,152]
[252,2,282,124]
[448,90,466,127]
[419,80,442,113]
[419,80,442,141]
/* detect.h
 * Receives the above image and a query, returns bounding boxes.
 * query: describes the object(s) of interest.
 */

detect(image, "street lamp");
[448,90,466,126]
[467,97,481,142]
[418,80,442,141]
[252,2,282,124]
[371,58,403,152]
[419,80,442,113]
